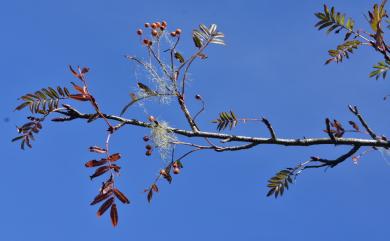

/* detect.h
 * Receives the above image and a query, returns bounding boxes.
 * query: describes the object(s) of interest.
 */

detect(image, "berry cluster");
[136,21,182,46]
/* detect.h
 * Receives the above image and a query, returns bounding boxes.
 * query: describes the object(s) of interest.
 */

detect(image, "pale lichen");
[150,121,177,160]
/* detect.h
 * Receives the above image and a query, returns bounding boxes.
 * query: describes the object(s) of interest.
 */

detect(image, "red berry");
[146,150,152,156]
[137,29,143,35]
[170,31,177,37]
[146,144,152,150]
[175,29,182,35]
[143,136,150,142]
[161,21,167,27]
[173,167,180,174]
[144,22,150,28]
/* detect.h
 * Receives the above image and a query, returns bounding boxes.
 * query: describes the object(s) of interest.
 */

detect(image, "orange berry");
[151,29,158,37]
[146,144,152,150]
[143,39,149,45]
[151,23,157,29]
[170,31,177,37]
[161,21,167,27]
[145,150,152,156]
[172,162,178,168]
[137,29,143,35]
[175,29,182,35]
[156,22,161,28]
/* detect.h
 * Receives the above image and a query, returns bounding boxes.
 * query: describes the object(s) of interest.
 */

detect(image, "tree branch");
[53,105,390,149]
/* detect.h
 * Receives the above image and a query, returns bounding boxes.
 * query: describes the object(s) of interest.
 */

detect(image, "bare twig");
[348,105,377,140]
[304,145,361,169]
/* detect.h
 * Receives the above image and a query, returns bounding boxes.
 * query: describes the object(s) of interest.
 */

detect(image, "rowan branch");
[53,104,390,149]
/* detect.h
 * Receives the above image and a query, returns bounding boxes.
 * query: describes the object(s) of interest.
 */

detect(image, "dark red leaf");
[151,184,159,193]
[147,190,153,203]
[97,197,114,217]
[348,121,360,131]
[69,65,80,79]
[90,190,112,205]
[81,67,90,74]
[90,166,110,180]
[108,153,121,162]
[89,146,107,154]
[110,164,121,173]
[333,119,344,131]
[110,203,118,227]
[113,188,130,204]
[85,159,108,168]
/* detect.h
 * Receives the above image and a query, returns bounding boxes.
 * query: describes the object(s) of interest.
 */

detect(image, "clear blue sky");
[1,0,390,240]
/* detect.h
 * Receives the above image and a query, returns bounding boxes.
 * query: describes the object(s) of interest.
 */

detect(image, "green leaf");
[192,33,203,48]
[14,102,31,111]
[174,52,185,63]
[137,82,157,95]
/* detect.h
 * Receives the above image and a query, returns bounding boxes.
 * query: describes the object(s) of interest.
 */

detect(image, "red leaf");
[147,190,153,203]
[71,82,86,94]
[151,184,159,193]
[90,191,112,205]
[110,203,118,227]
[113,188,130,204]
[90,166,110,180]
[81,67,90,74]
[89,146,107,154]
[348,121,360,131]
[85,159,108,168]
[69,94,91,102]
[110,164,121,173]
[97,197,114,217]
[108,153,121,162]
[69,65,80,79]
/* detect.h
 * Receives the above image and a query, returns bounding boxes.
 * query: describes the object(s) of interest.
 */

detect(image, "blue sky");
[1,0,390,240]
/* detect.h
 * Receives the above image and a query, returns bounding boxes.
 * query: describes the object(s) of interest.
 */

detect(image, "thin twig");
[305,145,360,169]
[348,105,377,140]
[262,117,276,139]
